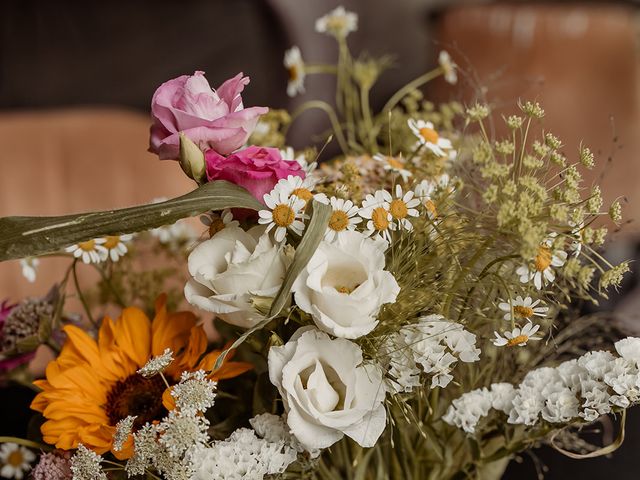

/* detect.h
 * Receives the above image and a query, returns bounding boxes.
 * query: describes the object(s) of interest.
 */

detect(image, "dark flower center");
[106,373,167,429]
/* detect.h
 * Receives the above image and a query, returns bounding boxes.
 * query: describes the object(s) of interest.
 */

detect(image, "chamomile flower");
[315,6,358,39]
[200,209,239,238]
[498,296,549,322]
[103,234,133,262]
[65,238,108,264]
[408,119,453,157]
[19,257,39,283]
[324,197,362,242]
[258,190,306,242]
[0,443,35,480]
[373,153,412,182]
[273,174,325,206]
[438,50,458,85]
[492,322,541,348]
[516,243,568,290]
[414,180,439,219]
[388,185,420,231]
[360,190,395,242]
[284,46,306,97]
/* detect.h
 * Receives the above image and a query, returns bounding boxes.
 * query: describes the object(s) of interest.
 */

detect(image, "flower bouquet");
[0,6,636,480]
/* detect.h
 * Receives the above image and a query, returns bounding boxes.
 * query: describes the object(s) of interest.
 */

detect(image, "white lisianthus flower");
[184,226,289,328]
[268,327,387,451]
[292,230,400,338]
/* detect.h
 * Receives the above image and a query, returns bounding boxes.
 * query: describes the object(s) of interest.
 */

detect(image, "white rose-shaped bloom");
[184,226,288,328]
[292,231,400,339]
[268,327,387,451]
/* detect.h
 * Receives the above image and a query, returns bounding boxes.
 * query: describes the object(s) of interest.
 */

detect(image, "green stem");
[304,64,338,75]
[72,260,98,328]
[289,100,350,154]
[360,85,377,153]
[0,437,51,451]
[379,67,444,116]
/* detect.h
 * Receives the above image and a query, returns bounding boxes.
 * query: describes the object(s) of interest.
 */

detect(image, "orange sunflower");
[31,295,252,459]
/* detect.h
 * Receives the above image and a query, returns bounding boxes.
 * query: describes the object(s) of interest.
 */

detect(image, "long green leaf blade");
[268,199,332,318]
[0,180,263,262]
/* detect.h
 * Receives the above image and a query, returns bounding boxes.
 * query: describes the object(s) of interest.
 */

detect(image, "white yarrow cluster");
[444,337,640,433]
[70,444,107,480]
[382,315,481,392]
[124,371,216,480]
[113,415,137,452]
[137,348,174,377]
[171,370,217,412]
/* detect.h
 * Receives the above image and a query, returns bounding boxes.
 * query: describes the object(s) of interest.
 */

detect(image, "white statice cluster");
[444,337,640,434]
[190,414,299,480]
[382,314,481,392]
[124,370,216,480]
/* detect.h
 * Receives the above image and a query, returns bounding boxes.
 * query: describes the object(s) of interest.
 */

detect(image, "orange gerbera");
[31,295,252,459]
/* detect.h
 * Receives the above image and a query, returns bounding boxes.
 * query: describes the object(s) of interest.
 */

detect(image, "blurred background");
[0,0,639,477]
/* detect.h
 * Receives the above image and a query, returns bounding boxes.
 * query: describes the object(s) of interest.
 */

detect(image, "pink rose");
[206,146,305,202]
[149,71,268,160]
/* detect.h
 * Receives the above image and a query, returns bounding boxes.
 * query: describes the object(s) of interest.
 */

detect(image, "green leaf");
[213,199,331,371]
[267,199,332,318]
[0,181,263,262]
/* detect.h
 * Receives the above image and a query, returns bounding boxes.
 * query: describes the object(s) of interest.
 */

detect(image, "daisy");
[200,209,239,238]
[373,153,412,182]
[516,243,568,290]
[284,46,306,97]
[408,119,453,157]
[360,189,396,242]
[324,197,362,242]
[0,443,35,479]
[414,180,439,219]
[388,185,420,231]
[498,296,549,322]
[103,234,134,262]
[315,6,358,39]
[438,50,458,85]
[492,322,542,348]
[65,238,108,264]
[19,257,39,283]
[273,174,325,207]
[258,190,306,242]
[31,295,251,459]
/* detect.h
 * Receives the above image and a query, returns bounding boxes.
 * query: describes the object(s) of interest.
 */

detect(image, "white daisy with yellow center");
[516,242,568,290]
[439,50,458,85]
[498,296,549,322]
[315,6,358,39]
[65,238,108,264]
[408,119,453,157]
[284,46,306,97]
[414,180,441,219]
[373,153,412,182]
[389,185,420,231]
[324,196,362,242]
[273,174,325,207]
[200,209,239,238]
[360,190,396,242]
[258,189,306,243]
[103,233,134,262]
[0,442,35,480]
[492,322,542,348]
